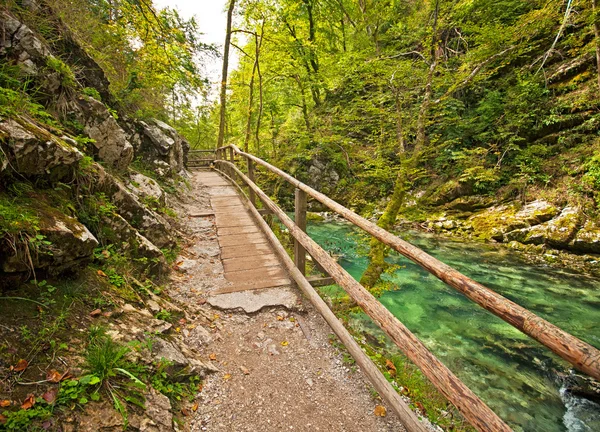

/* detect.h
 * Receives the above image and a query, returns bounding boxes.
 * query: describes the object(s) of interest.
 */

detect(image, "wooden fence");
[204,145,600,432]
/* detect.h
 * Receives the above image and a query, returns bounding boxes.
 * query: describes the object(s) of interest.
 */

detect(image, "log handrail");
[215,144,600,382]
[215,159,512,432]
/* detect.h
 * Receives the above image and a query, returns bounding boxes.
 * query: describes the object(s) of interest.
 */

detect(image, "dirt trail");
[168,170,408,432]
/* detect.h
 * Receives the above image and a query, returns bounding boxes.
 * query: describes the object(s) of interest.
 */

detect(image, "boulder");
[572,221,600,254]
[513,200,559,226]
[138,119,189,176]
[127,173,167,207]
[504,206,582,248]
[74,96,133,170]
[0,204,98,274]
[468,200,558,241]
[0,118,83,179]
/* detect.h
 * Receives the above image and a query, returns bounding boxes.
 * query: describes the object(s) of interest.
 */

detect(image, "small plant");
[83,333,146,427]
[46,56,76,88]
[155,309,172,321]
[82,87,102,100]
[150,360,200,404]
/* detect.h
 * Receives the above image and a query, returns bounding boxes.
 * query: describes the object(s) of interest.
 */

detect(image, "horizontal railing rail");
[187,149,216,167]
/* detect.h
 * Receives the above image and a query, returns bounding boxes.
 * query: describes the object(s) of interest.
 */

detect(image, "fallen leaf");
[175,327,181,333]
[42,419,53,430]
[191,402,199,412]
[101,250,110,259]
[178,318,187,325]
[21,394,35,410]
[385,359,397,377]
[209,353,217,361]
[276,316,284,321]
[42,388,57,404]
[13,359,28,372]
[0,400,10,407]
[415,401,427,415]
[89,309,102,318]
[374,405,387,417]
[223,374,231,381]
[197,299,207,305]
[97,270,107,277]
[281,341,289,347]
[197,384,203,392]
[289,317,296,322]
[240,366,250,375]
[181,408,190,416]
[46,369,63,383]
[0,414,6,425]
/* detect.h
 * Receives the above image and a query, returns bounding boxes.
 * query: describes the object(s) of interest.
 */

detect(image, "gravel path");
[168,170,407,432]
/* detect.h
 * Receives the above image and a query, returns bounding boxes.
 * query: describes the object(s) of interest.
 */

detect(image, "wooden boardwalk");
[196,170,292,295]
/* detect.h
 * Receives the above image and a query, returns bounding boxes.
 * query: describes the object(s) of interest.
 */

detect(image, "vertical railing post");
[228,146,234,162]
[294,188,307,275]
[247,157,256,206]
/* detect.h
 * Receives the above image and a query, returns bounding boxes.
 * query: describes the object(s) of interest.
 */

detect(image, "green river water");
[307,220,600,432]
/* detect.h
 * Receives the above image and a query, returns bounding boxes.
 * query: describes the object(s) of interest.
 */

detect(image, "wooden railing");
[210,145,600,432]
[187,149,215,167]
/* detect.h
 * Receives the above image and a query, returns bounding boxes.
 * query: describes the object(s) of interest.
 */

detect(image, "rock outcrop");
[0,118,83,180]
[94,165,174,248]
[99,213,167,275]
[74,96,134,169]
[127,173,167,207]
[0,203,98,274]
[136,119,190,177]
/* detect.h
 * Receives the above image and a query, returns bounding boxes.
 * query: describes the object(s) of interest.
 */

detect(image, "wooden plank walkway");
[196,170,292,295]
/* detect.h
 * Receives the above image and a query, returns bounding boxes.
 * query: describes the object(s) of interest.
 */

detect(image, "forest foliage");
[223,0,600,217]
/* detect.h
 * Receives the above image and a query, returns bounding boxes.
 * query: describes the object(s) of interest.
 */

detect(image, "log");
[218,145,600,382]
[216,160,512,432]
[213,166,428,432]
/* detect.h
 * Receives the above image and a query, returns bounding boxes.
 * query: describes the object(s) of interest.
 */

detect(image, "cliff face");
[0,4,189,282]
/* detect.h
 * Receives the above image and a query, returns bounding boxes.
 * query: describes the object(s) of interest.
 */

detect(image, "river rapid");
[307,220,600,432]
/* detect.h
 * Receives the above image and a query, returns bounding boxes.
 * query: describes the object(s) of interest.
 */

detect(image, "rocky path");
[168,170,406,432]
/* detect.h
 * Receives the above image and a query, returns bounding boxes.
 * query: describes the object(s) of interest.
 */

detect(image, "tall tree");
[217,0,237,149]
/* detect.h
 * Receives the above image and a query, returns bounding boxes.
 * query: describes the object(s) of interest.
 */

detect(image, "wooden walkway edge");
[196,170,293,295]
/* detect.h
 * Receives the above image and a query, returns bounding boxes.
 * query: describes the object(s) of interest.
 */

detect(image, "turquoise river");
[307,220,600,432]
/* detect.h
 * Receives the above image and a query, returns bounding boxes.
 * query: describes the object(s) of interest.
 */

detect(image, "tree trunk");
[593,0,600,90]
[360,161,410,288]
[217,0,236,149]
[243,65,257,152]
[415,0,439,155]
[392,86,405,154]
[414,60,435,154]
[255,20,266,156]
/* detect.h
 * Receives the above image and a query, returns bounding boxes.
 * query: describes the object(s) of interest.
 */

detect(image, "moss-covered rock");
[503,206,582,249]
[445,195,494,212]
[468,200,558,241]
[571,220,600,253]
[0,200,98,274]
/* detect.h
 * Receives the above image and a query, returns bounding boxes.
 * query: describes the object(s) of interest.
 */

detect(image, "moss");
[306,212,325,222]
[468,205,518,240]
